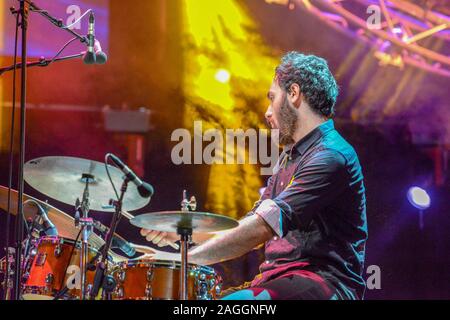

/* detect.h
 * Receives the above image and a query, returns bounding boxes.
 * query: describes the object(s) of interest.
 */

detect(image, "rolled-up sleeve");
[244,173,276,219]
[254,199,283,237]
[255,149,348,238]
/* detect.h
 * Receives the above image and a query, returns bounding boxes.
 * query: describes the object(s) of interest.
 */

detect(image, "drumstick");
[131,242,179,254]
[120,210,135,220]
[166,240,180,250]
[130,243,155,254]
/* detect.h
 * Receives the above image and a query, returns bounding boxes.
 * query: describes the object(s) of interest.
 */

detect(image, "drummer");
[141,52,368,300]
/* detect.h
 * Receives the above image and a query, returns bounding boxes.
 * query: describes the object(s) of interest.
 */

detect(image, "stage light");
[407,186,431,231]
[407,186,431,210]
[215,69,230,83]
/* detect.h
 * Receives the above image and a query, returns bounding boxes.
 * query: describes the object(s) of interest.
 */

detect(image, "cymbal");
[130,211,239,233]
[24,156,150,212]
[0,186,127,263]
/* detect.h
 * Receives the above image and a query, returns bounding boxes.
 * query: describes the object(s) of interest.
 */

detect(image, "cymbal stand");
[178,190,197,300]
[75,173,94,300]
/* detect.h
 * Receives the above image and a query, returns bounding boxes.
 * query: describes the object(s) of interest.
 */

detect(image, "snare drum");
[111,259,222,300]
[22,236,99,300]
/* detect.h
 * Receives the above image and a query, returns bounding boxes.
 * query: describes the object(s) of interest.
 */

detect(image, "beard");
[276,93,298,146]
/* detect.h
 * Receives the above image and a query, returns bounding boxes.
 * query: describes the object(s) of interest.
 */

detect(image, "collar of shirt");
[288,119,335,159]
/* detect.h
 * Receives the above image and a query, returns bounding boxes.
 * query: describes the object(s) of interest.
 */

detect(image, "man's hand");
[140,229,180,249]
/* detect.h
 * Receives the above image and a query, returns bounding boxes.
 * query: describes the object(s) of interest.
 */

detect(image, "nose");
[265,105,273,122]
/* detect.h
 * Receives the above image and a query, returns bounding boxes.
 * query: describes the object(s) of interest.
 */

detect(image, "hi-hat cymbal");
[0,186,127,263]
[130,211,239,233]
[24,156,150,212]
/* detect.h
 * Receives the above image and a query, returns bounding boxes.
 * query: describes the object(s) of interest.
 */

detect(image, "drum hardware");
[115,287,124,299]
[74,173,95,300]
[54,244,62,258]
[179,189,196,300]
[145,283,152,299]
[110,259,222,300]
[1,247,16,300]
[130,190,238,300]
[147,267,154,281]
[35,253,47,266]
[181,190,197,212]
[102,275,117,291]
[117,270,126,283]
[45,273,54,285]
[89,173,131,300]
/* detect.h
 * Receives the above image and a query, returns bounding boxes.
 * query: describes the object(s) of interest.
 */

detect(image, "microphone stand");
[12,0,29,301]
[1,0,90,300]
[89,178,130,300]
[0,53,84,76]
[25,0,87,44]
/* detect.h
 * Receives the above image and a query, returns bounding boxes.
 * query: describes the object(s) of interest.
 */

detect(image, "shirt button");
[273,236,278,241]
[280,182,284,187]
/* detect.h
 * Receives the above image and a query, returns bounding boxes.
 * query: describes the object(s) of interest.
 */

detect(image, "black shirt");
[250,119,368,298]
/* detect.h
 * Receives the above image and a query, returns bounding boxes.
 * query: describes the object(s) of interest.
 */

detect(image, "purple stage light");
[407,186,431,230]
[407,186,431,210]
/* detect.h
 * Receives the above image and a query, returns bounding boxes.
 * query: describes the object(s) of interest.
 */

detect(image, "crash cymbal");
[24,156,150,212]
[0,186,127,263]
[130,211,239,233]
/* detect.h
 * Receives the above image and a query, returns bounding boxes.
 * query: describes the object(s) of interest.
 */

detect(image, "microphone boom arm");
[0,53,83,76]
[23,0,87,44]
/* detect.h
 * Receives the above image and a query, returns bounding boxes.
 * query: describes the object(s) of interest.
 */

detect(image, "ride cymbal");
[24,156,149,212]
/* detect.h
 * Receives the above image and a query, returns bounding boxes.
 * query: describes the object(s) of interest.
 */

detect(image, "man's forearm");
[188,214,274,265]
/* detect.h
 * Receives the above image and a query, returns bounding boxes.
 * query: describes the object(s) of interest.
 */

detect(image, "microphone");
[108,153,154,198]
[112,236,136,257]
[94,39,108,64]
[80,40,108,65]
[29,216,43,238]
[93,220,136,257]
[35,204,58,236]
[83,12,96,64]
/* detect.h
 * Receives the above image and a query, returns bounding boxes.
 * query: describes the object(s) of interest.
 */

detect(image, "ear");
[288,83,302,108]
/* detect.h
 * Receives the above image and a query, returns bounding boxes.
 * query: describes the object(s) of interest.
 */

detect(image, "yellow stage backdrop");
[181,0,279,219]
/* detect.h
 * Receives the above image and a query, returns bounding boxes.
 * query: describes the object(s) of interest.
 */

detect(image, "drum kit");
[0,156,239,300]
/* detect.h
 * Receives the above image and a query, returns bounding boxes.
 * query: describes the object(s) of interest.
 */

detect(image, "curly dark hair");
[275,52,339,118]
